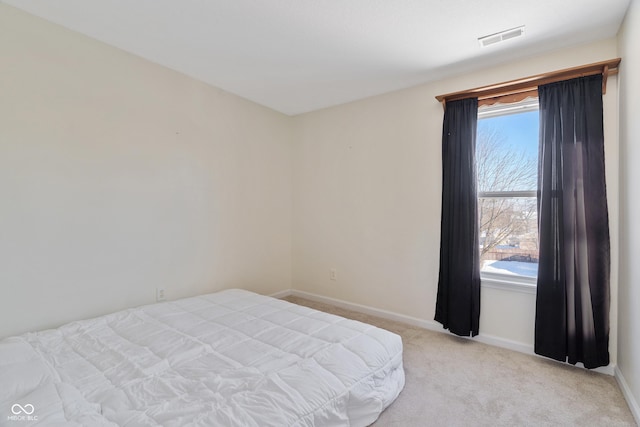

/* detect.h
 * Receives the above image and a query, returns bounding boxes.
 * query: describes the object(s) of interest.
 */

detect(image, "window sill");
[480,275,537,295]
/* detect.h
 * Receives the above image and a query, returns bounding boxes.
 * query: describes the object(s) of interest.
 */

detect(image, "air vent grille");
[478,26,525,48]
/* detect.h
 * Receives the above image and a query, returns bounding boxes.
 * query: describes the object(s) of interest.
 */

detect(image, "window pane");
[477,111,538,193]
[477,106,539,280]
[479,197,538,278]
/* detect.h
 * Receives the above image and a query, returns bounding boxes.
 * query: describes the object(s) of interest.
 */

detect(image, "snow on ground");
[482,260,538,277]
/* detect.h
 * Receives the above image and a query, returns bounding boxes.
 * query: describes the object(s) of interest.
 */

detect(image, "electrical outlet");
[156,288,166,302]
[330,268,337,281]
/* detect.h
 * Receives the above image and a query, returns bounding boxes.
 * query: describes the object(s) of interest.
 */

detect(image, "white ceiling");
[2,0,631,115]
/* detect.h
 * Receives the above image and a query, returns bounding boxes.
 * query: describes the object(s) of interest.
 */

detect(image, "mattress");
[0,289,404,426]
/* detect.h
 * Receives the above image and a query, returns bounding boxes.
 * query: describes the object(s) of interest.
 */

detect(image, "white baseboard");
[615,366,640,425]
[577,362,615,376]
[291,290,538,351]
[268,289,293,299]
[473,333,534,356]
[290,289,443,332]
[287,289,617,376]
[475,333,615,376]
[290,290,534,353]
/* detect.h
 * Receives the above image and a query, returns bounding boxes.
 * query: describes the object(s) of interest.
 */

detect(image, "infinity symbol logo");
[11,404,35,415]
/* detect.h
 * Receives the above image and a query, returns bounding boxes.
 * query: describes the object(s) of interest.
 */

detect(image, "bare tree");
[476,124,537,258]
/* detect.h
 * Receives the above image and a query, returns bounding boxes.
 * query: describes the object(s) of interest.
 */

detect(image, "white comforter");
[0,289,404,426]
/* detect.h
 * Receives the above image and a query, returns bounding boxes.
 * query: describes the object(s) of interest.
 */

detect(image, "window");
[477,99,539,281]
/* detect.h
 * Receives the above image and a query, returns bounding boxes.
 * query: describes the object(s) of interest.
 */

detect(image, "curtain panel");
[435,98,481,337]
[535,74,610,369]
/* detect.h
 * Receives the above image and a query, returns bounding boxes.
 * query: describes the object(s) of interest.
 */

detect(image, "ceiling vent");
[478,26,525,48]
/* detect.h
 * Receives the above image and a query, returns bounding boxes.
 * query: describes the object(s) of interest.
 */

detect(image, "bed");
[0,289,404,426]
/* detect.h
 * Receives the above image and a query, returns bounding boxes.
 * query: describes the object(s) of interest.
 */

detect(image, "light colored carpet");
[283,296,637,427]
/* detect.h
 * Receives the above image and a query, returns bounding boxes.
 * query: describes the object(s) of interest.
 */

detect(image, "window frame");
[477,99,539,290]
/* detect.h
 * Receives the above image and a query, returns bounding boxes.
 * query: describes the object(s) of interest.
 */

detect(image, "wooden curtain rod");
[436,58,621,108]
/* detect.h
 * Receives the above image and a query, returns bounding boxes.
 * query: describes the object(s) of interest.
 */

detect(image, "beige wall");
[0,5,293,338]
[292,38,620,361]
[617,0,640,419]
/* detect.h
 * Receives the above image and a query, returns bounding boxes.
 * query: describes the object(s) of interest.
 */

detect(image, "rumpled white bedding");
[0,289,404,426]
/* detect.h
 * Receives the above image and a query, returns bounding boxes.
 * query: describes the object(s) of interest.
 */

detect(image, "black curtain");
[435,98,481,337]
[535,75,610,369]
